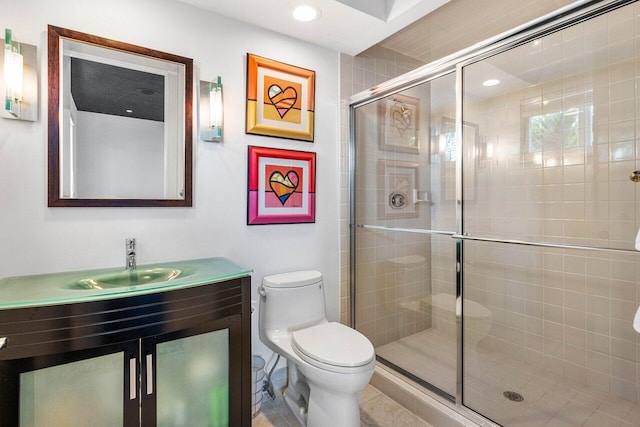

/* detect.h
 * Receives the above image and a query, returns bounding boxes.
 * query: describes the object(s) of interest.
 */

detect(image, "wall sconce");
[200,76,223,142]
[1,28,37,121]
[4,29,23,116]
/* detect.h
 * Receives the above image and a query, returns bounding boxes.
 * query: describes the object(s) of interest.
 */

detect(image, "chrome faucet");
[125,238,136,270]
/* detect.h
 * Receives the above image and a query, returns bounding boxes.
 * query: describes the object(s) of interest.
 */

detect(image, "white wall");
[75,112,165,199]
[0,0,340,359]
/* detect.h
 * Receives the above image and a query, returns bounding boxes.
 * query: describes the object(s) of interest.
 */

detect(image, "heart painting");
[246,54,315,141]
[392,105,412,137]
[247,146,316,225]
[269,170,300,205]
[268,85,298,119]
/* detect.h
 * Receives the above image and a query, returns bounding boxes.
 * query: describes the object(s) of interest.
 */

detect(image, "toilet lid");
[291,322,374,368]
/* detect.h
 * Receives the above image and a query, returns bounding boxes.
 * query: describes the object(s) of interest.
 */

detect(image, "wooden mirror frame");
[47,25,193,207]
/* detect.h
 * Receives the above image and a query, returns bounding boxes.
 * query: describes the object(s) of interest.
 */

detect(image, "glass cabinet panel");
[20,352,123,427]
[156,328,229,427]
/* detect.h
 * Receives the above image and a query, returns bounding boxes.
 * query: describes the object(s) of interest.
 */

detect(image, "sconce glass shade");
[4,29,23,117]
[199,76,223,142]
[1,28,36,121]
[208,76,223,141]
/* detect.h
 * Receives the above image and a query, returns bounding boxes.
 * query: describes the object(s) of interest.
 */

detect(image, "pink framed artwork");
[247,146,316,225]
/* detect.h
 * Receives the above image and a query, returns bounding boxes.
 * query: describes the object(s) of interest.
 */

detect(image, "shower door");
[460,2,640,425]
[352,1,640,425]
[352,72,459,398]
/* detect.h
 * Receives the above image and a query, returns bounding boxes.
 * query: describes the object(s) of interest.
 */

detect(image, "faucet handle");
[126,238,136,251]
[125,238,137,270]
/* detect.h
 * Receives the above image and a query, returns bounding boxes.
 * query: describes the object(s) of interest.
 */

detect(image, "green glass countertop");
[0,257,252,310]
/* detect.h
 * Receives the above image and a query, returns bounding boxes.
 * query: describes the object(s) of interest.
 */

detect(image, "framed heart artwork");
[246,53,315,142]
[247,146,316,225]
[379,94,420,154]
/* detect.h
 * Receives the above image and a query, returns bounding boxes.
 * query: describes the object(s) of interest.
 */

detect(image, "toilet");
[258,270,375,427]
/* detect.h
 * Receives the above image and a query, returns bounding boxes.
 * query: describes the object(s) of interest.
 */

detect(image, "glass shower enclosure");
[350,1,640,425]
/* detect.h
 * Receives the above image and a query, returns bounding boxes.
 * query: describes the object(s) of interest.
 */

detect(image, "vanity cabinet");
[0,273,251,427]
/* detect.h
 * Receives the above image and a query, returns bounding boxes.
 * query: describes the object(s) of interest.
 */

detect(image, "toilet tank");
[259,270,327,336]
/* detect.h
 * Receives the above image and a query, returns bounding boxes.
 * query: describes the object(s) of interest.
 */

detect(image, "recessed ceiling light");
[482,79,500,87]
[292,5,321,22]
[125,109,133,113]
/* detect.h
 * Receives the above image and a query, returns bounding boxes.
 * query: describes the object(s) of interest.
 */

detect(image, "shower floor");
[377,328,457,396]
[376,328,640,426]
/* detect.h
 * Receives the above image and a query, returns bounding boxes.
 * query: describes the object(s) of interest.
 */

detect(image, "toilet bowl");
[258,270,375,427]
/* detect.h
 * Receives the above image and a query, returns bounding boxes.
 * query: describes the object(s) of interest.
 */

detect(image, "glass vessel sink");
[73,268,186,290]
[0,257,252,310]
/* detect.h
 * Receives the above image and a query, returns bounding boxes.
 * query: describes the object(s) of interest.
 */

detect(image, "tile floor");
[251,383,433,427]
[377,328,640,426]
[377,328,456,396]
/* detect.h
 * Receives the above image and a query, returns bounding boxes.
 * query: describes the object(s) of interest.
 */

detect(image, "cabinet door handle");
[146,354,153,395]
[129,357,137,400]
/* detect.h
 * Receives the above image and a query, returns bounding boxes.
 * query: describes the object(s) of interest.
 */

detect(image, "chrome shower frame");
[348,0,638,418]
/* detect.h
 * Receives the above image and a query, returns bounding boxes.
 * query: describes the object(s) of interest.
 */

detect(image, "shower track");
[356,224,639,255]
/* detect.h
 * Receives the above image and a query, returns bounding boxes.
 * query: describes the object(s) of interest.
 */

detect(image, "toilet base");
[283,386,308,426]
[283,361,310,425]
[283,383,361,427]
[281,363,369,427]
[306,385,361,427]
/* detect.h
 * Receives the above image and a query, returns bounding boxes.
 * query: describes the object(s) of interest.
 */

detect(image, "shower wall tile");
[341,47,455,345]
[340,47,423,324]
[341,1,640,418]
[459,6,640,403]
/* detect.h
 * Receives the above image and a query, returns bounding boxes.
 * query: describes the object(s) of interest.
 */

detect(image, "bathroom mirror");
[47,25,193,207]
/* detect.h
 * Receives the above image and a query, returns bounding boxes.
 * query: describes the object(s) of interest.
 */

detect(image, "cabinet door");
[0,341,139,427]
[141,315,241,427]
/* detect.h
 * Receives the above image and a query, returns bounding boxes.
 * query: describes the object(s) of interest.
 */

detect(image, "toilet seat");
[291,322,374,373]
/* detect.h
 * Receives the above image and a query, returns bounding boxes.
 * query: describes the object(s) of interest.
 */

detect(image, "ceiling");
[71,58,165,121]
[378,0,578,63]
[70,0,592,120]
[175,0,451,56]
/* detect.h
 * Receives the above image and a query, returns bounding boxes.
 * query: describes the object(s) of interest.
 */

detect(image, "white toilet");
[258,270,375,427]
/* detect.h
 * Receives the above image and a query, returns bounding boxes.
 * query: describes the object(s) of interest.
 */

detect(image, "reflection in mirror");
[48,25,193,207]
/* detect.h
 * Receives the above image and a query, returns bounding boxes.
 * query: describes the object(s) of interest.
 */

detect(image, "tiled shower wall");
[352,88,434,347]
[461,4,640,401]
[342,0,640,406]
[339,47,425,326]
[339,0,584,334]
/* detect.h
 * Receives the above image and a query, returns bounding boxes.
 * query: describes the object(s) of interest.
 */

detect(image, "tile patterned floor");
[377,328,456,396]
[376,328,640,426]
[251,383,433,427]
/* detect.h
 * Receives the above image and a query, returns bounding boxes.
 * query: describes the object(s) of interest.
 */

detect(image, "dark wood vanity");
[0,259,251,427]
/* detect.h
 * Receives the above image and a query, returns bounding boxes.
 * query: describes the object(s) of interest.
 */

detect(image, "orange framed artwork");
[245,53,315,142]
